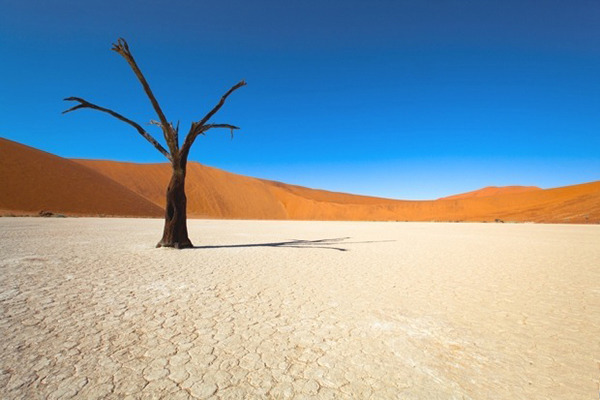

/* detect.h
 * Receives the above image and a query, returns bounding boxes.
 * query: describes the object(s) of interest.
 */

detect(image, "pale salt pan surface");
[1,218,599,399]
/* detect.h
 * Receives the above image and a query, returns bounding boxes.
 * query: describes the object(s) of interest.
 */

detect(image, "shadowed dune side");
[0,138,163,217]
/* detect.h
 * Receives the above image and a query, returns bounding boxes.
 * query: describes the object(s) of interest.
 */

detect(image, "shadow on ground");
[194,237,394,252]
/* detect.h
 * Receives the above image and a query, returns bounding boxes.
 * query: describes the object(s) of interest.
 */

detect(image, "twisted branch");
[63,38,245,164]
[174,120,180,148]
[195,80,246,128]
[63,97,172,161]
[206,124,240,139]
[181,81,246,154]
[111,38,177,153]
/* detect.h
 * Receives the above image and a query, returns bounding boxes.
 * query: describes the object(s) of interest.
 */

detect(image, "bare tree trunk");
[156,158,192,248]
[64,39,245,249]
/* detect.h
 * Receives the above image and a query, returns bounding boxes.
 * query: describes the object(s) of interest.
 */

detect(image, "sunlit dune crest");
[1,137,598,223]
[438,185,542,200]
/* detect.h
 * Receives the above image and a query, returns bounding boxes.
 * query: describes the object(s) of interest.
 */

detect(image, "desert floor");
[1,218,599,399]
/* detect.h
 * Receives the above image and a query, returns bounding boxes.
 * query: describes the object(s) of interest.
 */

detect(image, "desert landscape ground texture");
[2,2,598,399]
[1,218,599,399]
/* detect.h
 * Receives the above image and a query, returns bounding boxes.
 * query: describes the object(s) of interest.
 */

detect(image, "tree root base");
[156,240,194,249]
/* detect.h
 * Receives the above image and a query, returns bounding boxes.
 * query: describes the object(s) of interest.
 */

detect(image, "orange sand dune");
[263,180,600,223]
[72,160,288,219]
[1,138,598,222]
[439,185,541,200]
[0,138,163,217]
[75,158,600,224]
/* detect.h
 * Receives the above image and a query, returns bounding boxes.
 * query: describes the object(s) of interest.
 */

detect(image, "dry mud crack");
[1,218,599,399]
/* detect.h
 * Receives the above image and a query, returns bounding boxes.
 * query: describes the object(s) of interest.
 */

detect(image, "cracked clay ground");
[1,218,599,399]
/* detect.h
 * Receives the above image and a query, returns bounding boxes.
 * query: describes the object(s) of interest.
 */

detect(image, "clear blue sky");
[1,0,598,199]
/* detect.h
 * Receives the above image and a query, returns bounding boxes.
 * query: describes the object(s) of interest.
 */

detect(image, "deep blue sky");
[1,0,599,199]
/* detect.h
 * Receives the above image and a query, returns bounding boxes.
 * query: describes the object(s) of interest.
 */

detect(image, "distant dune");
[1,137,598,223]
[439,186,542,200]
[74,158,600,223]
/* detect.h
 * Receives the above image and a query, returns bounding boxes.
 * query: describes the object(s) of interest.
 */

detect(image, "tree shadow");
[193,237,394,252]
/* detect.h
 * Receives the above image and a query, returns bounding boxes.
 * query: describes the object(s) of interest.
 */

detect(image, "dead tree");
[64,38,245,248]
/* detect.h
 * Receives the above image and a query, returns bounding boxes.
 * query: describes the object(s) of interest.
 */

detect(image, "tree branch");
[111,38,177,153]
[63,97,172,161]
[206,123,240,130]
[180,81,246,155]
[174,120,180,148]
[206,124,240,139]
[196,80,246,128]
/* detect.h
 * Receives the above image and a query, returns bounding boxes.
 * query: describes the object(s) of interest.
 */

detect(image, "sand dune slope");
[0,138,163,217]
[77,157,600,223]
[439,185,541,200]
[73,160,288,219]
[2,138,598,222]
[264,181,600,223]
